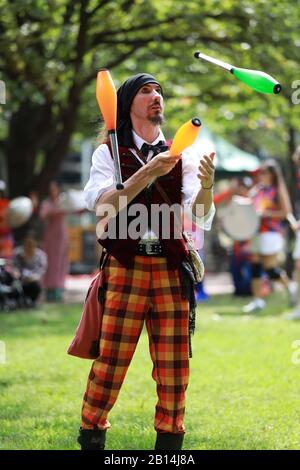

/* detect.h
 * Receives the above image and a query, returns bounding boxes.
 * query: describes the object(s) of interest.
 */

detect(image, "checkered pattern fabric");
[81,255,190,434]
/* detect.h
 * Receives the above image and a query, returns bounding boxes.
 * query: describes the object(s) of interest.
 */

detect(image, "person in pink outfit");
[40,181,69,302]
[0,180,14,260]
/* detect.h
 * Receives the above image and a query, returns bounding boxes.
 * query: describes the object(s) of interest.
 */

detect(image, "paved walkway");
[64,271,234,304]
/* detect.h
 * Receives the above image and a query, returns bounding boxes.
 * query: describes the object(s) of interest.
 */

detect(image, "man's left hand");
[197,152,215,188]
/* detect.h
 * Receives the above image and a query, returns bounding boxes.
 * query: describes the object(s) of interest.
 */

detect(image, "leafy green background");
[0,0,299,196]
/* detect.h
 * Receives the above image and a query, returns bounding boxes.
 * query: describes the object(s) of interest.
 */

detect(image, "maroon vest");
[98,144,188,270]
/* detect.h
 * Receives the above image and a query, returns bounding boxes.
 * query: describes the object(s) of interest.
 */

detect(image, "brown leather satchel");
[67,252,108,359]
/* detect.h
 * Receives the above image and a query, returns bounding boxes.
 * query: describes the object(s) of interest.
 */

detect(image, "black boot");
[154,432,184,450]
[77,427,107,450]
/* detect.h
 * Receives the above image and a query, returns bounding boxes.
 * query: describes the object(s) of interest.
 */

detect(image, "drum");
[6,197,33,228]
[58,190,86,212]
[221,195,260,241]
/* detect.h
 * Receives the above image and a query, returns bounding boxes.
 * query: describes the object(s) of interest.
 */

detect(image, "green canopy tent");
[192,127,261,179]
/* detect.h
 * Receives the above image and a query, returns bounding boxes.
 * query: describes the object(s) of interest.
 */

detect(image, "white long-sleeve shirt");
[84,129,215,235]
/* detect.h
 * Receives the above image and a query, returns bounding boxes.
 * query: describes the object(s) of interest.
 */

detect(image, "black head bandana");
[116,73,163,147]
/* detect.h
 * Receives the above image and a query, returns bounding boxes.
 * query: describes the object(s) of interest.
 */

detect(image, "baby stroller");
[0,258,25,311]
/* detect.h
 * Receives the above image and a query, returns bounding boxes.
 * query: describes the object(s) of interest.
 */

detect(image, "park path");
[64,272,234,304]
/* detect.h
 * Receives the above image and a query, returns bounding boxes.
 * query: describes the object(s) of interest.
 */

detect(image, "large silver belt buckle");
[146,242,155,254]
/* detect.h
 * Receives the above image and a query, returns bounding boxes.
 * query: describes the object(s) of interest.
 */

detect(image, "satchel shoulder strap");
[154,180,172,205]
[99,248,109,270]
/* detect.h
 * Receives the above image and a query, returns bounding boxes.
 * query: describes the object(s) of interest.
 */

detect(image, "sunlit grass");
[0,292,300,450]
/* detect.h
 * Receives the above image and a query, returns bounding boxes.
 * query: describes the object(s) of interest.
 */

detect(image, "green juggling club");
[194,51,281,94]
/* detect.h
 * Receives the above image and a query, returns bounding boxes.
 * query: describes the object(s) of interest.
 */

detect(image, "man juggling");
[78,71,215,450]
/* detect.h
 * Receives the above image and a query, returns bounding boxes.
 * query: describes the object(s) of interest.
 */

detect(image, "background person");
[243,160,295,313]
[214,177,254,296]
[13,230,47,307]
[0,180,14,260]
[40,181,69,302]
[228,178,254,297]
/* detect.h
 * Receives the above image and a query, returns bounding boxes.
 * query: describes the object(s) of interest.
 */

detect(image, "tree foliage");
[0,0,299,198]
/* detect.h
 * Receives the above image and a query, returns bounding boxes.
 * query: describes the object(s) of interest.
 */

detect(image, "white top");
[84,130,215,234]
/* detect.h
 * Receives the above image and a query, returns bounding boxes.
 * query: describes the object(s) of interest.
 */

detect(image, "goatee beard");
[148,114,164,125]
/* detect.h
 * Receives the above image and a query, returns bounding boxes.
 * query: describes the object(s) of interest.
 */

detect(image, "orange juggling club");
[96,69,124,190]
[96,69,117,131]
[170,118,201,156]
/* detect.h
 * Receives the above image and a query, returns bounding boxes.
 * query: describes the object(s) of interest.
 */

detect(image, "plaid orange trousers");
[81,255,190,434]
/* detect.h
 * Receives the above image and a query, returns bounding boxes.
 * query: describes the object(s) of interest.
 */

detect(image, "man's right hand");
[95,150,181,238]
[145,151,181,178]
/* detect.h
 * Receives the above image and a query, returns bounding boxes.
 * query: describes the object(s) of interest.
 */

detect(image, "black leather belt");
[137,240,165,256]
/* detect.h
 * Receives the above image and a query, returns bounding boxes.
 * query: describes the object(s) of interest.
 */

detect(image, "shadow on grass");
[202,293,289,318]
[0,304,84,339]
[0,292,290,341]
[0,303,152,340]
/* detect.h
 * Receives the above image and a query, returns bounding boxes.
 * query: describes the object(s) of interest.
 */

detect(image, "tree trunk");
[5,99,53,198]
[287,126,296,209]
[4,94,80,243]
[285,125,296,278]
[33,85,81,196]
[5,87,80,199]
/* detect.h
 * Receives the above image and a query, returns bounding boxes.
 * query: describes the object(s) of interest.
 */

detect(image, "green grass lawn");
[0,292,300,450]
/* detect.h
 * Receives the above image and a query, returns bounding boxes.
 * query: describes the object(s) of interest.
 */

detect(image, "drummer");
[243,160,296,313]
[214,178,254,296]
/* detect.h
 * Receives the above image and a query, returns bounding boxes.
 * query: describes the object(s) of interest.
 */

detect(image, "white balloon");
[6,197,33,228]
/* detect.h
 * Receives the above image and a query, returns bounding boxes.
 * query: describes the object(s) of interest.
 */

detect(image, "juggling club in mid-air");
[170,118,202,156]
[194,51,281,95]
